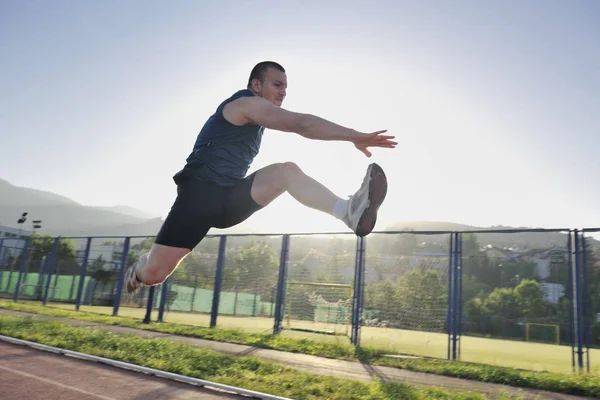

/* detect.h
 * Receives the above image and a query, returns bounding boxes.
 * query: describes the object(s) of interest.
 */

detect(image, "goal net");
[526,323,560,345]
[285,281,353,336]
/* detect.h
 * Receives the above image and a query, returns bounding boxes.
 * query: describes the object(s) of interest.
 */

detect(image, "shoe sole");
[355,163,388,237]
[125,266,140,294]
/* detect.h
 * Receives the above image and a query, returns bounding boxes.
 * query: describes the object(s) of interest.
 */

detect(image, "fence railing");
[1,227,598,374]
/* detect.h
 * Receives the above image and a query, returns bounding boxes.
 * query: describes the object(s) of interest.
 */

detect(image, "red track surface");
[0,341,246,400]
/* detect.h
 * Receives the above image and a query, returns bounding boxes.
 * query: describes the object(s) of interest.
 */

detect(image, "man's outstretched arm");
[226,96,397,156]
[243,97,360,140]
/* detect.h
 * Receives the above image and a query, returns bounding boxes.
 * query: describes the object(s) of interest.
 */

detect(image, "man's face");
[255,67,287,107]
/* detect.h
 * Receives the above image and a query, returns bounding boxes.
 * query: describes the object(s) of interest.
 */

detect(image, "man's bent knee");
[137,244,189,286]
[272,161,303,189]
[282,161,302,179]
[251,161,304,206]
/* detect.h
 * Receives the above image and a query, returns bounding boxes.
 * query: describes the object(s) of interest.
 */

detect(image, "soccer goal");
[525,323,560,345]
[285,281,353,336]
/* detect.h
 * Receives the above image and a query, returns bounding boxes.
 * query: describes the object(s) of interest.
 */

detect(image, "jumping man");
[125,61,397,294]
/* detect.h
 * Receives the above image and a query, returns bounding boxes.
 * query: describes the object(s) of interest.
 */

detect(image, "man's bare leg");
[251,162,341,212]
[125,244,190,293]
[251,161,387,235]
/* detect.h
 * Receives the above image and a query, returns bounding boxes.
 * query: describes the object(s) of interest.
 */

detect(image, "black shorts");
[155,173,263,250]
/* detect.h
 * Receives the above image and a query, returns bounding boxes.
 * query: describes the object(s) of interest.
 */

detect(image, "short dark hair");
[247,61,285,89]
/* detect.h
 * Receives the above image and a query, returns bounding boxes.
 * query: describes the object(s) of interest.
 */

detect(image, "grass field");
[1,316,502,400]
[46,302,599,374]
[5,300,600,398]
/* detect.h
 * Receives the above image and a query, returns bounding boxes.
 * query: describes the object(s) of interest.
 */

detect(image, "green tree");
[26,234,78,275]
[222,240,278,297]
[288,258,312,282]
[461,274,491,302]
[173,251,216,288]
[485,287,520,320]
[463,291,488,332]
[477,279,551,339]
[88,254,106,272]
[514,279,547,318]
[364,278,397,322]
[461,234,497,289]
[28,234,75,261]
[315,252,347,284]
[395,267,447,331]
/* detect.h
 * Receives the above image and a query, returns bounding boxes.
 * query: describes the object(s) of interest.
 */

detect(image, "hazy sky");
[1,0,599,235]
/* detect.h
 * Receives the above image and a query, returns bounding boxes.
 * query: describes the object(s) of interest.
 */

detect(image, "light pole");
[32,220,42,235]
[16,212,28,251]
[17,212,27,237]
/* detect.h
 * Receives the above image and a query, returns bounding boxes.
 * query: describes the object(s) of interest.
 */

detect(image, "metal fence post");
[575,231,583,370]
[581,232,590,372]
[567,231,575,371]
[157,278,169,322]
[42,238,60,305]
[13,237,30,302]
[75,237,92,311]
[210,235,227,328]
[457,232,463,361]
[0,239,4,292]
[273,234,290,334]
[351,236,361,344]
[447,232,454,360]
[351,236,366,345]
[452,232,461,361]
[112,237,131,316]
[355,237,367,345]
[143,285,156,324]
[574,231,584,371]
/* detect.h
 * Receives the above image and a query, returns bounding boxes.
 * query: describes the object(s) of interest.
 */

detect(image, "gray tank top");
[175,89,265,186]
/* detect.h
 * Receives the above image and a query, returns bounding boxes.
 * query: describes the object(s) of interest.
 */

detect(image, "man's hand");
[352,130,397,157]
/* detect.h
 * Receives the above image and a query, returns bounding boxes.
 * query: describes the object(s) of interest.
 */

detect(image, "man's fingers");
[356,130,396,154]
[374,139,398,146]
[368,130,389,138]
[370,142,397,149]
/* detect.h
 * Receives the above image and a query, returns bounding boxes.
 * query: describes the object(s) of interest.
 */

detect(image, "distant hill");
[0,178,156,236]
[0,178,79,207]
[95,205,157,220]
[0,177,596,250]
[382,221,598,250]
[58,218,165,238]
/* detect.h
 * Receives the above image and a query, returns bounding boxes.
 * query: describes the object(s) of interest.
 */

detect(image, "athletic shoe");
[125,264,143,294]
[343,163,388,237]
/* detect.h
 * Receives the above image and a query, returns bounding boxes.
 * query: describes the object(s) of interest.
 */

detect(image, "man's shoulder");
[225,89,255,103]
[218,89,256,112]
[220,89,262,126]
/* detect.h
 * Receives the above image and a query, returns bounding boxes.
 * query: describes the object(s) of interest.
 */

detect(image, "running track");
[0,341,253,399]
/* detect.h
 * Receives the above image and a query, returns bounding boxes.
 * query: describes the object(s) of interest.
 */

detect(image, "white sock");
[332,198,349,220]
